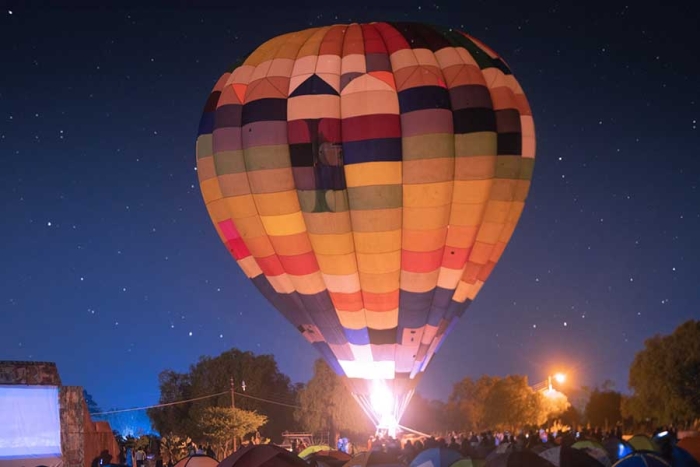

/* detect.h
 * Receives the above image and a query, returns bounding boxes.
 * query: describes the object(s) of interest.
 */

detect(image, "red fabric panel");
[342,114,401,142]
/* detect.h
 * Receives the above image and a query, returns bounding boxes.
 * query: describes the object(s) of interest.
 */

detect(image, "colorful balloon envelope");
[196,22,535,424]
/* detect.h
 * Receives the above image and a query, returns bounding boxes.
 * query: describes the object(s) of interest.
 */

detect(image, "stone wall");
[60,386,121,467]
[0,360,61,385]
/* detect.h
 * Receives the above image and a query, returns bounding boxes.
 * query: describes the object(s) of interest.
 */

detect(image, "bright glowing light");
[554,373,566,384]
[370,381,398,438]
[370,381,393,416]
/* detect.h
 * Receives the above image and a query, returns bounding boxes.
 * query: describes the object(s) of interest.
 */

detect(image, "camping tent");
[218,445,309,467]
[174,455,219,467]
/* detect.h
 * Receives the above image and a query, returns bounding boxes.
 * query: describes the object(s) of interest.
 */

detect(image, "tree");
[403,393,448,434]
[446,376,498,432]
[198,407,267,459]
[483,375,541,431]
[295,359,372,445]
[585,388,622,429]
[627,320,700,426]
[540,390,570,422]
[159,434,188,465]
[148,348,298,442]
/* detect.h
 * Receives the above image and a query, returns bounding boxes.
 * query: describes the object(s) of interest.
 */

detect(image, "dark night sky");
[1,0,699,416]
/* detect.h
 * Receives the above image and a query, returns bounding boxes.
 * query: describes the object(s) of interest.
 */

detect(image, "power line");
[92,391,228,415]
[92,388,300,416]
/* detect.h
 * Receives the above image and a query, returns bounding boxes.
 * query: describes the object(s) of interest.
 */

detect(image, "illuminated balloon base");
[351,380,409,439]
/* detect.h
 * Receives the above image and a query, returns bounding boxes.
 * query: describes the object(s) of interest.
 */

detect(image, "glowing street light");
[548,372,566,391]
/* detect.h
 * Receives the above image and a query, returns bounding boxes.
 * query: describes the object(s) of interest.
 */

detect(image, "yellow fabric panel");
[230,64,255,85]
[316,54,342,74]
[403,206,450,230]
[402,133,454,161]
[436,266,464,290]
[243,235,275,258]
[291,53,316,76]
[237,256,263,278]
[315,252,357,275]
[403,158,454,184]
[353,230,401,254]
[349,208,402,232]
[490,241,507,263]
[337,310,367,330]
[201,178,223,204]
[303,212,353,234]
[205,199,230,224]
[246,168,295,194]
[345,162,402,187]
[342,73,395,94]
[389,49,418,71]
[455,132,497,156]
[341,53,367,74]
[243,33,294,66]
[225,194,258,219]
[267,58,295,78]
[233,215,267,239]
[366,309,399,330]
[449,203,485,227]
[402,228,447,252]
[489,179,516,201]
[242,144,291,171]
[277,30,322,60]
[245,77,288,100]
[356,251,401,274]
[476,221,503,244]
[288,95,339,120]
[267,274,296,293]
[433,47,464,69]
[453,179,493,204]
[445,225,479,249]
[197,156,216,182]
[308,232,355,255]
[297,26,330,57]
[218,173,252,197]
[470,241,494,265]
[322,273,361,294]
[455,155,496,180]
[403,182,453,208]
[515,180,531,202]
[358,271,399,293]
[260,211,306,236]
[196,134,213,159]
[340,91,399,118]
[401,270,440,293]
[483,200,512,223]
[253,190,301,216]
[462,280,484,301]
[413,48,440,67]
[522,115,536,158]
[290,272,326,294]
[506,201,525,223]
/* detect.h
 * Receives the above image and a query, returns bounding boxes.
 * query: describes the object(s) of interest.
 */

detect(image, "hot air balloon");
[195,22,535,434]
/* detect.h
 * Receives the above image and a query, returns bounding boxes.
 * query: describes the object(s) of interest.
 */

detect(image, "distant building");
[0,361,120,467]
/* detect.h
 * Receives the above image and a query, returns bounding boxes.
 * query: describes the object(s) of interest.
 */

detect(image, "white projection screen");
[0,385,62,467]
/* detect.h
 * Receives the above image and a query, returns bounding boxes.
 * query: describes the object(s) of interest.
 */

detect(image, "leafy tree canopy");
[626,320,700,425]
[294,359,373,445]
[148,348,297,442]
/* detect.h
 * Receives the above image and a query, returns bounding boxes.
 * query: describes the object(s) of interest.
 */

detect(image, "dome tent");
[174,455,219,467]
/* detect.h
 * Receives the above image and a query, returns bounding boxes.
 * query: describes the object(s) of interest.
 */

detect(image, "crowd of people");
[365,425,681,463]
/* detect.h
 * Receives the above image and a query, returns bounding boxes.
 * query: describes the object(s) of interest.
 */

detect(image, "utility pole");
[230,377,237,452]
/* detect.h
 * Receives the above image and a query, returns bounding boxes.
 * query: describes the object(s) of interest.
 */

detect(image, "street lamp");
[548,373,566,391]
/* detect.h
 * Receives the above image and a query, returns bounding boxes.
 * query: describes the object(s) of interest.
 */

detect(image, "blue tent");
[410,448,463,467]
